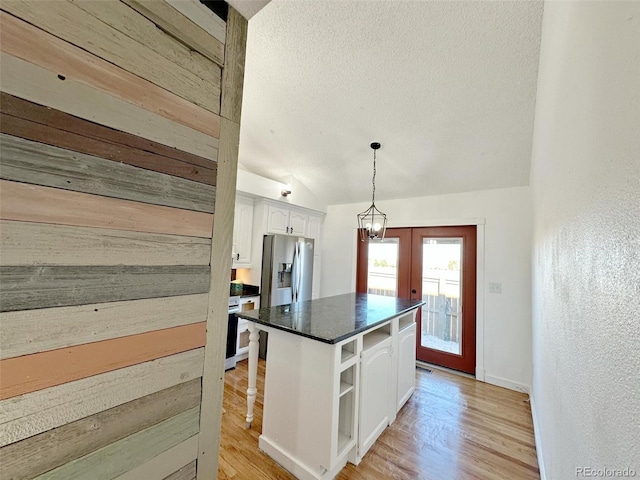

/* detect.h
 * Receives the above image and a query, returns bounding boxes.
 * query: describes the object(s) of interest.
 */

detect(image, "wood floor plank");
[0,221,211,268]
[0,1,219,112]
[0,12,220,137]
[0,294,209,360]
[0,265,210,312]
[0,323,206,399]
[34,408,200,480]
[0,52,219,161]
[0,93,217,181]
[220,360,540,480]
[0,180,214,238]
[0,349,204,447]
[0,379,201,480]
[0,134,215,213]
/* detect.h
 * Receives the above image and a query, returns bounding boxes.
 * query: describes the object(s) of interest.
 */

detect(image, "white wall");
[320,185,533,391]
[530,2,640,478]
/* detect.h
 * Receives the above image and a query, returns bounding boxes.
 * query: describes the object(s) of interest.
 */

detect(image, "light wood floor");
[218,360,539,480]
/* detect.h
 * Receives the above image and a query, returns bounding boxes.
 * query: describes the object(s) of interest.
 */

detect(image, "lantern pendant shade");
[358,142,387,242]
[357,203,387,241]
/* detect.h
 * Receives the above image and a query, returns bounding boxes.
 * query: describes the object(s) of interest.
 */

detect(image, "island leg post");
[246,323,260,428]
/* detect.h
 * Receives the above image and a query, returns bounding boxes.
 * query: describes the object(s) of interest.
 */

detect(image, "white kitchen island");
[236,293,424,480]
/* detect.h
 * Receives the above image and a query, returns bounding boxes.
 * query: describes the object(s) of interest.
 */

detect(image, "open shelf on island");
[398,312,415,331]
[362,322,391,351]
[340,339,357,364]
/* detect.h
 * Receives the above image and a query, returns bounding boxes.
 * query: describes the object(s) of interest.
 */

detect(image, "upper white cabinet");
[267,204,308,236]
[307,213,323,245]
[232,195,254,268]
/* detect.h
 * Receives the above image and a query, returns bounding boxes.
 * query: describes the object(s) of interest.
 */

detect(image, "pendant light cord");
[371,149,376,205]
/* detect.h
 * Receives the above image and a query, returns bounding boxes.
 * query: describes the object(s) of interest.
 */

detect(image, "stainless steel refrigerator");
[259,234,314,357]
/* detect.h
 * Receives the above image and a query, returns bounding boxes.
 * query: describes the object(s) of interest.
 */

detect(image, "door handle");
[411,289,417,294]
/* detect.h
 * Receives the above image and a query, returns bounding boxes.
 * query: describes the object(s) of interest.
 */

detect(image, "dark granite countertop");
[236,293,424,344]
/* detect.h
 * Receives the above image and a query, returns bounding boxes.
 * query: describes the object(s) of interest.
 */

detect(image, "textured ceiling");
[238,0,544,205]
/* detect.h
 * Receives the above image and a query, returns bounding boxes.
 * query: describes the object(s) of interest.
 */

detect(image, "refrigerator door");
[294,238,314,302]
[261,234,314,307]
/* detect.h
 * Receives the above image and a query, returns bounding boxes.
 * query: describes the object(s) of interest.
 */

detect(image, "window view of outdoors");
[366,239,399,297]
[421,238,462,355]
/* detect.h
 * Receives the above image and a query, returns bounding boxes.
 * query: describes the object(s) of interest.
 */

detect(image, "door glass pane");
[420,238,462,355]
[367,239,399,297]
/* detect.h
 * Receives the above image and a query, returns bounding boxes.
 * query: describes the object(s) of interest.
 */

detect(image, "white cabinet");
[232,196,254,267]
[289,210,308,236]
[254,307,418,479]
[266,204,308,236]
[396,321,417,411]
[359,327,393,458]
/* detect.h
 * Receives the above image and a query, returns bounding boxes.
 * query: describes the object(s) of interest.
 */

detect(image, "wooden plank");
[0,221,211,268]
[162,460,197,480]
[0,12,221,138]
[0,379,201,480]
[0,93,217,182]
[0,322,206,399]
[0,92,217,178]
[116,440,198,480]
[68,0,218,85]
[0,52,219,161]
[197,119,241,479]
[166,0,226,44]
[121,0,224,67]
[0,348,204,447]
[0,134,216,213]
[220,7,248,123]
[1,114,216,186]
[0,294,209,360]
[0,180,214,238]
[34,408,200,480]
[0,1,220,112]
[0,265,211,312]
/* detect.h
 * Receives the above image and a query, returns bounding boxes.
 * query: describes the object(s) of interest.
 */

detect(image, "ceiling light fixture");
[357,142,387,241]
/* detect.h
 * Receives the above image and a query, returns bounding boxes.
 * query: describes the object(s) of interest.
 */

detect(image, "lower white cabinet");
[396,322,417,411]
[257,309,417,479]
[359,335,392,458]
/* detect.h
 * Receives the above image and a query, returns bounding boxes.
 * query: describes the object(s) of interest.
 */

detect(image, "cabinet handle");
[236,253,240,260]
[286,227,289,233]
[290,227,293,234]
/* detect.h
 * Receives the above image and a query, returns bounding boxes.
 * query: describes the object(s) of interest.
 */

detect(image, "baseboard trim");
[484,374,530,394]
[415,361,475,379]
[529,393,547,480]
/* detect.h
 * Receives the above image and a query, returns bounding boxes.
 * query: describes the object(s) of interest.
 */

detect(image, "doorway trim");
[350,217,485,381]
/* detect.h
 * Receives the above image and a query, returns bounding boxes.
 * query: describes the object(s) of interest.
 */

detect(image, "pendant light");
[357,142,387,241]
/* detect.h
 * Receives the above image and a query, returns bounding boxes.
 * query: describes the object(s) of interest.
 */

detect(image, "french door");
[356,226,477,374]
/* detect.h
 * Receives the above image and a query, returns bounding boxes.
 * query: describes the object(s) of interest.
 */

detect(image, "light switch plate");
[488,282,502,293]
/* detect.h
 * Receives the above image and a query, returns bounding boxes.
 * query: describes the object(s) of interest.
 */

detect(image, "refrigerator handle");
[291,242,299,302]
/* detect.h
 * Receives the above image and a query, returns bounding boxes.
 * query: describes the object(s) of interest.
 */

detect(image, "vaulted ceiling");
[236,0,544,205]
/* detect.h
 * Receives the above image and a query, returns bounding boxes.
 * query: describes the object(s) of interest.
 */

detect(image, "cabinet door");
[289,210,308,236]
[396,323,416,411]
[307,214,323,249]
[359,338,392,457]
[266,205,290,235]
[233,197,254,266]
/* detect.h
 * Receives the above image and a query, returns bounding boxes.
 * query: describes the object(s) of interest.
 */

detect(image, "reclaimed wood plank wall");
[0,1,247,479]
